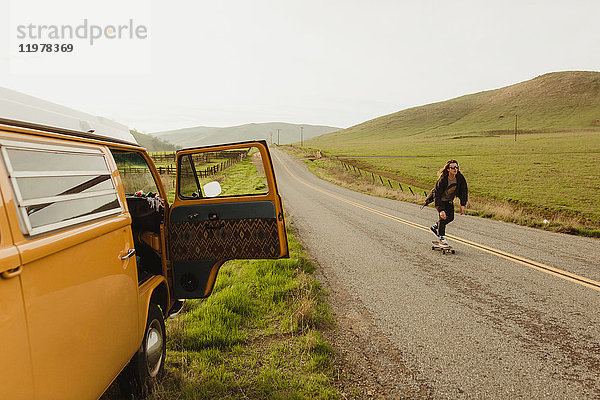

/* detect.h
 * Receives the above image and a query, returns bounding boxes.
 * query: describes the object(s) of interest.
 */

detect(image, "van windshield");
[111,151,160,196]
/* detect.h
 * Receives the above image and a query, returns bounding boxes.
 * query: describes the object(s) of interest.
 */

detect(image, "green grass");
[151,226,343,400]
[205,158,268,197]
[282,136,600,237]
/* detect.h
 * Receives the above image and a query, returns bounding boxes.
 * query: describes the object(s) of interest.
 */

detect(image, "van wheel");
[118,304,166,398]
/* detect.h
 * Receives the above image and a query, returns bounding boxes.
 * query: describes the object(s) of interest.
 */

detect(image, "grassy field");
[148,154,347,399]
[286,131,600,237]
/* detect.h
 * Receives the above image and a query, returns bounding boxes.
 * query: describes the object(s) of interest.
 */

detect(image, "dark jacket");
[424,171,468,210]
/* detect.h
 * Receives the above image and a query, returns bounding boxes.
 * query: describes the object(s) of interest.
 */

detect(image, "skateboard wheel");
[452,250,455,254]
[432,246,435,250]
[442,250,446,255]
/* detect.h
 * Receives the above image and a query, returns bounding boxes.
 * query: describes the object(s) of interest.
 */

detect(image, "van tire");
[118,304,166,398]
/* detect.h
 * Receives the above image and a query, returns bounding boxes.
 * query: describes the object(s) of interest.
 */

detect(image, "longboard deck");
[431,241,455,254]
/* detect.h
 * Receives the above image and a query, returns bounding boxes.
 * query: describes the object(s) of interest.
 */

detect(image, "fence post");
[408,187,414,195]
[398,183,403,191]
[387,179,392,188]
[379,176,384,184]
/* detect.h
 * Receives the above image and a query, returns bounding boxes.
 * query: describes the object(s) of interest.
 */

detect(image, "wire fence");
[336,157,428,197]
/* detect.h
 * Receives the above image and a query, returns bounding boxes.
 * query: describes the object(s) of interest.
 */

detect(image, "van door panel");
[0,276,34,399]
[169,141,289,299]
[19,225,139,399]
[0,196,34,400]
[170,201,280,260]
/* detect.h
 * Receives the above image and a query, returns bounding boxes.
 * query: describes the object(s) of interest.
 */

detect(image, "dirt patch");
[250,152,265,175]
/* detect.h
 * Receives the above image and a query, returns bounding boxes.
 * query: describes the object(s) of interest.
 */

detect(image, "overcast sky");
[1,0,599,133]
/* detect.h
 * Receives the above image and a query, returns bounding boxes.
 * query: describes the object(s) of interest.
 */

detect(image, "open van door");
[168,140,289,299]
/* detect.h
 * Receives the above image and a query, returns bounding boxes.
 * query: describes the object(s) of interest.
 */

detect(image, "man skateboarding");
[424,159,468,248]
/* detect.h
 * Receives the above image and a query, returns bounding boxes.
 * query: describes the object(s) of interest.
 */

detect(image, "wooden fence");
[139,149,251,178]
[150,150,248,165]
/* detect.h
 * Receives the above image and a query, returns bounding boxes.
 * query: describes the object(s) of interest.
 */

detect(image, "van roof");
[0,87,138,145]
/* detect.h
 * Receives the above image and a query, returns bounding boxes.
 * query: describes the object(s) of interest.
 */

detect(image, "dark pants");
[437,201,455,236]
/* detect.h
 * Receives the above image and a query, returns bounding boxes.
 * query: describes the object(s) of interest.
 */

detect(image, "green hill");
[301,71,600,233]
[308,71,600,154]
[151,122,340,148]
[131,129,179,151]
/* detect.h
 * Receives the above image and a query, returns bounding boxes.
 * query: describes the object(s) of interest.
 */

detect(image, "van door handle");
[1,266,23,279]
[120,248,136,260]
[206,221,225,229]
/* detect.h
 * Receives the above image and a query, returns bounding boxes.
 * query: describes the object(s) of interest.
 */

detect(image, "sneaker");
[430,223,438,237]
[439,237,450,248]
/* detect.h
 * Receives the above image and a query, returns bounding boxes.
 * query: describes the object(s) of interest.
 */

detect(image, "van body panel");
[18,225,139,399]
[13,215,131,265]
[137,275,169,341]
[0,186,34,399]
[0,197,20,271]
[0,277,35,399]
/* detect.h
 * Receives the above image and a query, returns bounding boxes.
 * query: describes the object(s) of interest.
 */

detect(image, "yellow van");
[0,89,289,399]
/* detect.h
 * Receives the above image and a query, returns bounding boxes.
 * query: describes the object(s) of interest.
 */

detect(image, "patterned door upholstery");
[170,217,280,260]
[169,201,281,261]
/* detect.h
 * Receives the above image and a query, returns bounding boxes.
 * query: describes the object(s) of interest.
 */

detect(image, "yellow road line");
[273,152,600,292]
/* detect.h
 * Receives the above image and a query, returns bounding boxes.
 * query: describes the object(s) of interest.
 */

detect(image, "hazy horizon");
[2,0,599,133]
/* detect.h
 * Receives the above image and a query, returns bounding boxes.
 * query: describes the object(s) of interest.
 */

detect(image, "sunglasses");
[448,166,459,170]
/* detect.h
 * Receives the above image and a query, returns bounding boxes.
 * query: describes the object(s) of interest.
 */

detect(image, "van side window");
[0,140,122,236]
[111,151,160,195]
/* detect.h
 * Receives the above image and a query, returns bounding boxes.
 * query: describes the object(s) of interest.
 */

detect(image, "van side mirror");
[203,181,222,198]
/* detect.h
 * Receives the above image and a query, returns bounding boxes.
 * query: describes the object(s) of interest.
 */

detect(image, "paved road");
[271,148,600,399]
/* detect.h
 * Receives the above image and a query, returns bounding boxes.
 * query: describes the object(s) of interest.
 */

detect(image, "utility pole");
[276,129,281,145]
[300,126,304,146]
[270,132,273,145]
[514,114,518,141]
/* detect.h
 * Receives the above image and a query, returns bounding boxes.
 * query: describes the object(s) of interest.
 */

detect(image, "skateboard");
[431,241,455,254]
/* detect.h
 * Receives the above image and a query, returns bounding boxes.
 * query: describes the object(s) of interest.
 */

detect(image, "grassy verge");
[280,144,600,238]
[151,225,344,400]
